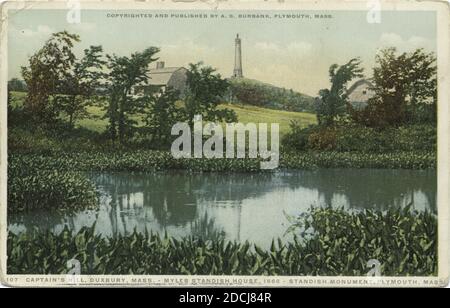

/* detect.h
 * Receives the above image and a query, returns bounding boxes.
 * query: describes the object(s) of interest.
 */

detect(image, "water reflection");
[8,169,436,248]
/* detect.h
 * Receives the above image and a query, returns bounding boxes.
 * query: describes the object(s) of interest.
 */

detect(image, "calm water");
[8,169,436,248]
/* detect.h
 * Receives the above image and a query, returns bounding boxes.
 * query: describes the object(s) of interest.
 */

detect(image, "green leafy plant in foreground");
[8,158,98,214]
[7,207,437,276]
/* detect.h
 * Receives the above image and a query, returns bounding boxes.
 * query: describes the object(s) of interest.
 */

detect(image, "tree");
[21,31,80,123]
[231,81,269,107]
[316,58,364,126]
[143,88,184,148]
[184,62,237,128]
[350,48,437,127]
[372,48,436,125]
[104,47,160,144]
[55,46,105,128]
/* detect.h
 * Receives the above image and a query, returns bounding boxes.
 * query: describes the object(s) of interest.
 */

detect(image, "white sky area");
[7,10,436,96]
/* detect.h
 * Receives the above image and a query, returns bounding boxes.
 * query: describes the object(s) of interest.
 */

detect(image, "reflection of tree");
[90,169,437,233]
[190,172,282,202]
[283,169,437,212]
[92,172,198,227]
[9,210,68,231]
[108,184,126,236]
[10,169,437,235]
[190,212,225,241]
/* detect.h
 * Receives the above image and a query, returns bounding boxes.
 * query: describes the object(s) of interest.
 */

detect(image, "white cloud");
[161,39,216,56]
[253,41,313,56]
[286,41,313,55]
[155,39,222,70]
[379,33,434,51]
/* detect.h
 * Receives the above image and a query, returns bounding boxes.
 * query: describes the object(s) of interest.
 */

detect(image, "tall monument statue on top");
[233,34,243,78]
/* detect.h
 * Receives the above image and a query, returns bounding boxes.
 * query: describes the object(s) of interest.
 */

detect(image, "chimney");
[156,61,165,69]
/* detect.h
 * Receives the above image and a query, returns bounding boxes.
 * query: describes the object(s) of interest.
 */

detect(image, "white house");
[133,61,188,97]
[347,79,375,110]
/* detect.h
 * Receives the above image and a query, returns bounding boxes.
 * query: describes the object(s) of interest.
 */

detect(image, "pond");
[8,169,437,248]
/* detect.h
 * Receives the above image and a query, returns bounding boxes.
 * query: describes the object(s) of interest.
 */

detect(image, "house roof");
[347,79,374,95]
[148,67,186,86]
[347,79,375,104]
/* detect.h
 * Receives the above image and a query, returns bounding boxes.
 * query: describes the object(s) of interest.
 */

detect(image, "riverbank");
[7,207,437,276]
[10,150,436,173]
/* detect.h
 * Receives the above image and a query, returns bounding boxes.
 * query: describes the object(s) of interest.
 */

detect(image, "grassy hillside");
[228,77,316,113]
[220,103,316,136]
[10,91,317,136]
[74,103,317,136]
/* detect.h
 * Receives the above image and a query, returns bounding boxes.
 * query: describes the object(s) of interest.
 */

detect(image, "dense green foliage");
[7,207,437,275]
[8,126,105,154]
[350,48,437,127]
[9,149,435,176]
[104,47,160,144]
[285,206,437,276]
[282,122,436,153]
[185,62,237,127]
[8,160,97,214]
[21,31,81,124]
[286,48,438,163]
[142,88,184,148]
[55,45,105,128]
[229,78,315,113]
[281,151,435,170]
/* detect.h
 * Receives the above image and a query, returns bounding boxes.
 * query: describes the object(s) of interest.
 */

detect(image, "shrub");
[334,124,436,153]
[307,127,338,151]
[8,125,109,155]
[8,128,60,155]
[280,151,435,169]
[394,125,437,152]
[281,123,436,153]
[281,122,315,151]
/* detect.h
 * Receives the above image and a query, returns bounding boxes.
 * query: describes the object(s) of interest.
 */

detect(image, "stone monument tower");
[233,34,243,78]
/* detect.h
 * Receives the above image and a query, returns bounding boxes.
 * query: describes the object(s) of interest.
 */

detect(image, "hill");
[9,91,317,137]
[219,103,316,136]
[228,77,316,113]
[76,103,316,136]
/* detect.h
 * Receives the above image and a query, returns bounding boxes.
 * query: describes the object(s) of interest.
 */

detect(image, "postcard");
[0,0,449,288]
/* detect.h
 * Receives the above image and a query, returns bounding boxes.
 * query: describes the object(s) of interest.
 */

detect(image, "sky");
[7,9,436,96]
